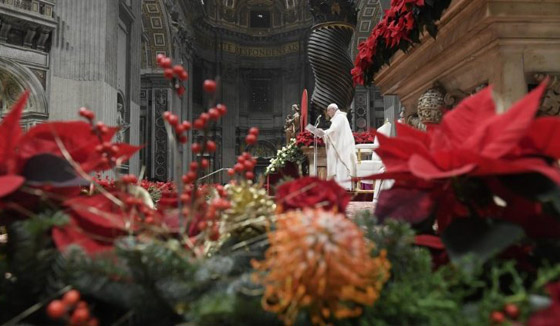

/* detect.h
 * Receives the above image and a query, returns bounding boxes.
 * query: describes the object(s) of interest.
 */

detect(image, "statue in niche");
[116,100,130,143]
[284,104,301,145]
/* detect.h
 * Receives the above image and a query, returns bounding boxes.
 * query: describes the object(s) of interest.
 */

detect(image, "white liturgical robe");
[323,110,357,189]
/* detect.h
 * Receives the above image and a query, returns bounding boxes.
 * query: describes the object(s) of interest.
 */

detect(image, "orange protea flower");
[252,208,391,326]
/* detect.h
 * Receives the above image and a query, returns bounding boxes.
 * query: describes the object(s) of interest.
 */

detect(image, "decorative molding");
[442,82,488,107]
[154,88,169,180]
[0,57,48,120]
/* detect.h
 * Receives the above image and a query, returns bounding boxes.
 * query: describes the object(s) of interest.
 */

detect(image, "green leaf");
[442,218,525,271]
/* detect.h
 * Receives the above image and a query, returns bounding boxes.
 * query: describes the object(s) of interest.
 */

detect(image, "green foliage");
[349,212,560,326]
[3,208,560,326]
[265,138,306,175]
[0,211,68,323]
[442,218,525,272]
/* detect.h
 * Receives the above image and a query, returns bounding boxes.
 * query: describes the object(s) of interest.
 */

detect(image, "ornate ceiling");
[201,0,312,36]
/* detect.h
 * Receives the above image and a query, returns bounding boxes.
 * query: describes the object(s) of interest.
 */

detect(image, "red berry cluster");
[78,107,95,121]
[93,141,120,167]
[124,194,157,224]
[163,111,191,144]
[198,197,231,241]
[203,79,217,94]
[245,127,259,145]
[156,54,188,96]
[228,151,257,180]
[46,290,98,326]
[79,107,121,169]
[490,303,520,324]
[121,174,138,185]
[193,103,227,131]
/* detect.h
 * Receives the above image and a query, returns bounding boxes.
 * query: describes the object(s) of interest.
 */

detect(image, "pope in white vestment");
[321,103,357,190]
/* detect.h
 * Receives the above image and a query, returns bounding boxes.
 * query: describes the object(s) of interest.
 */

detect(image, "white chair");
[354,122,393,201]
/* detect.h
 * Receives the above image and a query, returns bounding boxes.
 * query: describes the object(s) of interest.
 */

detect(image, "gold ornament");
[417,86,445,124]
[208,182,275,253]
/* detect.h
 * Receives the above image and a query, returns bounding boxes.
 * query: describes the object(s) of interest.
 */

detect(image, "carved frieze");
[535,73,560,117]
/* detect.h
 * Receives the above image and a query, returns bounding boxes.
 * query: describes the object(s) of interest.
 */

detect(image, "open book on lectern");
[305,124,325,138]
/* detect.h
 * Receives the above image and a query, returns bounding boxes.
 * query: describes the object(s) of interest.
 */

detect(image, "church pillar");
[307,0,357,115]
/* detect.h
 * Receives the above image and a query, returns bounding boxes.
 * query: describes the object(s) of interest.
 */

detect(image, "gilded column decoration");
[154,89,169,181]
[535,73,560,117]
[416,86,445,125]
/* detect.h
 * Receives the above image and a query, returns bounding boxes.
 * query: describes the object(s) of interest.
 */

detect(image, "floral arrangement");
[2,56,560,326]
[295,131,374,147]
[353,131,376,144]
[90,176,175,205]
[265,138,307,175]
[352,0,452,85]
[296,130,326,147]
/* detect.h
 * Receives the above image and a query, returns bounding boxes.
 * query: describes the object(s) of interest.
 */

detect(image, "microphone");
[315,115,322,127]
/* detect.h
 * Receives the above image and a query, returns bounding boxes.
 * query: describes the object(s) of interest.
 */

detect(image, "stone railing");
[0,0,55,18]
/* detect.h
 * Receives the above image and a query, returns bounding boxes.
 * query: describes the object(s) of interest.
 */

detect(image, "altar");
[300,146,328,180]
[373,0,560,118]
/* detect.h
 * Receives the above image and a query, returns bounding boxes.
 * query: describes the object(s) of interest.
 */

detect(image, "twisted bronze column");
[308,22,355,113]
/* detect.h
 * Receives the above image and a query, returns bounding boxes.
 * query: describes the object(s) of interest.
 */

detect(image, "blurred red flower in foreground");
[363,81,560,237]
[276,177,350,213]
[529,282,560,326]
[0,92,140,200]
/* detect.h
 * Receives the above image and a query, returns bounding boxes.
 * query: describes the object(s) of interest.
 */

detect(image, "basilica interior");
[2,1,560,325]
[0,0,391,182]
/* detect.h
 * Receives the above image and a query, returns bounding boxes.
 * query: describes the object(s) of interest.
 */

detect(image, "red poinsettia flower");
[0,92,29,198]
[53,192,162,254]
[364,81,560,234]
[377,82,558,182]
[529,282,560,326]
[0,91,141,199]
[276,176,350,213]
[295,130,325,147]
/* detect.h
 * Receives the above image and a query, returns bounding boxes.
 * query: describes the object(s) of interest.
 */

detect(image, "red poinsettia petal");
[548,282,560,302]
[415,234,445,250]
[83,143,142,172]
[0,175,24,198]
[52,220,115,255]
[0,91,29,173]
[395,122,431,147]
[409,153,476,179]
[472,156,560,184]
[375,186,436,224]
[65,194,129,231]
[528,303,560,326]
[19,122,119,173]
[521,117,560,158]
[440,86,496,148]
[464,82,547,159]
[374,132,432,171]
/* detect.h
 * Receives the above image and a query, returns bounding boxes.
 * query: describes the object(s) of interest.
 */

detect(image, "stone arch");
[247,140,277,159]
[0,57,48,126]
[141,0,174,69]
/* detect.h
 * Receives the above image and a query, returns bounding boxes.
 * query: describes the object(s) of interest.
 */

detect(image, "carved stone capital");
[534,73,560,117]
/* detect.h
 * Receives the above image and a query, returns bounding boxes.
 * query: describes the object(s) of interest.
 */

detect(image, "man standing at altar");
[321,103,357,190]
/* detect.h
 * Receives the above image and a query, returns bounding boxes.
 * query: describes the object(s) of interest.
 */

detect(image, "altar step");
[346,201,375,219]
